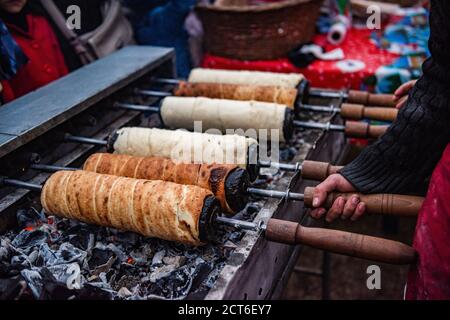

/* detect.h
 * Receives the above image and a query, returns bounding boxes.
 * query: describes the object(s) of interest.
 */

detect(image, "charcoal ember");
[16,208,46,229]
[94,243,126,263]
[46,263,85,289]
[20,268,43,299]
[35,243,58,266]
[113,274,140,292]
[0,239,12,261]
[90,256,116,277]
[88,247,115,270]
[0,275,29,300]
[151,250,165,266]
[54,243,87,265]
[10,254,33,270]
[76,283,114,300]
[129,245,153,266]
[68,231,95,251]
[204,262,225,289]
[189,261,214,293]
[38,269,112,300]
[147,266,194,299]
[108,230,141,247]
[11,229,48,250]
[149,264,178,283]
[162,256,186,267]
[117,287,133,298]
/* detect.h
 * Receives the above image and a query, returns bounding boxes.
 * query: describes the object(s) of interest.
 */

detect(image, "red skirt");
[406,144,450,300]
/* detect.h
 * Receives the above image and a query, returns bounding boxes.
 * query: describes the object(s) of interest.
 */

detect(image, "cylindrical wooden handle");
[265,219,416,265]
[344,121,388,139]
[301,160,343,181]
[303,187,423,216]
[363,106,398,122]
[347,90,370,105]
[348,90,396,108]
[367,93,396,108]
[340,103,364,120]
[340,104,398,122]
[367,124,389,139]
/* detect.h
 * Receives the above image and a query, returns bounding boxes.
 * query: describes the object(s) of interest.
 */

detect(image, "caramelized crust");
[83,153,239,213]
[41,170,214,245]
[174,81,297,108]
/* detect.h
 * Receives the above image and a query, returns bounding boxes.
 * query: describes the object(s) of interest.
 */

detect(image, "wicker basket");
[196,0,324,61]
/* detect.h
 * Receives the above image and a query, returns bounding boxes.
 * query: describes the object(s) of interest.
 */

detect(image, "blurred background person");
[0,18,28,105]
[0,0,68,103]
[309,0,450,300]
[37,0,134,71]
[124,0,196,78]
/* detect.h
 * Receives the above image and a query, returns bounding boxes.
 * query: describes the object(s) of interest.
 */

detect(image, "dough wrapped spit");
[160,97,293,142]
[110,127,260,180]
[188,68,304,88]
[174,81,298,108]
[41,170,221,246]
[83,153,250,214]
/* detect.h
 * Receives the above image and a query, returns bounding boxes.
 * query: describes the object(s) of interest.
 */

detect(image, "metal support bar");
[114,102,160,113]
[247,187,305,201]
[151,77,182,85]
[216,216,260,232]
[309,88,348,100]
[300,104,341,114]
[64,135,108,146]
[0,177,42,192]
[258,160,301,172]
[135,89,172,98]
[30,164,77,172]
[294,121,345,132]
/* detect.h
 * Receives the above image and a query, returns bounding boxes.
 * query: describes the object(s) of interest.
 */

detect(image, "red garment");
[0,14,68,103]
[406,144,450,300]
[201,28,398,90]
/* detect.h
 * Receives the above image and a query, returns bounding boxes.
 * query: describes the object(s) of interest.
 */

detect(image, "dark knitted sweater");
[340,0,450,196]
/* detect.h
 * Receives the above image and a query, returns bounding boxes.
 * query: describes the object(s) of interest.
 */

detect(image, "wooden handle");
[340,104,398,122]
[301,160,343,181]
[265,219,416,265]
[363,106,398,122]
[367,93,396,108]
[344,121,388,139]
[347,90,370,105]
[367,124,389,139]
[303,187,423,217]
[348,90,396,108]
[340,103,364,120]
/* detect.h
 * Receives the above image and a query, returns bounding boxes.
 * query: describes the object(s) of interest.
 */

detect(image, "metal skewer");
[247,187,305,201]
[113,102,160,113]
[0,176,416,265]
[26,163,305,202]
[134,89,172,98]
[29,164,77,172]
[0,178,43,192]
[294,121,346,132]
[64,134,108,146]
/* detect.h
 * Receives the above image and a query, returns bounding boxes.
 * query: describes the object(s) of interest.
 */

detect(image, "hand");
[310,174,367,223]
[393,80,417,110]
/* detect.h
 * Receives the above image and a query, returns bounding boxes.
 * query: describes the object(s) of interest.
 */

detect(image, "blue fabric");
[369,8,430,93]
[0,20,28,80]
[125,0,196,78]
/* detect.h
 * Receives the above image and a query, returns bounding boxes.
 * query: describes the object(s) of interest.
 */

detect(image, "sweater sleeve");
[340,0,450,195]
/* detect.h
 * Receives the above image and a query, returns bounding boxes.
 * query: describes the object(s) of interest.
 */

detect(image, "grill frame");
[0,46,346,299]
